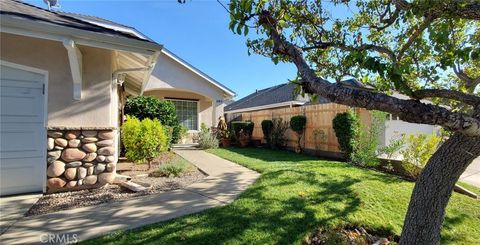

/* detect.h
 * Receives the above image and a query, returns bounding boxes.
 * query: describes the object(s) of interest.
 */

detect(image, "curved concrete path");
[0,150,260,244]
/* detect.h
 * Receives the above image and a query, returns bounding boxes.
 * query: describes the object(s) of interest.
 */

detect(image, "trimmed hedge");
[290,115,307,135]
[231,121,255,137]
[332,111,359,159]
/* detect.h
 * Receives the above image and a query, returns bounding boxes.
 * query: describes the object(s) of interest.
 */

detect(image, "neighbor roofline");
[1,15,163,55]
[225,100,306,114]
[161,48,236,97]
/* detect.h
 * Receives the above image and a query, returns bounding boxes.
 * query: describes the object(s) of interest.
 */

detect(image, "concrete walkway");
[460,157,480,187]
[0,150,260,244]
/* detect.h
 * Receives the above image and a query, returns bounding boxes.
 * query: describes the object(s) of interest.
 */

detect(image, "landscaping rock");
[98,131,114,140]
[82,143,97,153]
[47,138,54,150]
[83,162,93,168]
[87,166,94,176]
[84,153,97,162]
[96,140,113,147]
[47,131,62,138]
[84,175,97,185]
[54,146,64,150]
[82,130,97,137]
[95,163,106,174]
[77,167,87,179]
[64,168,77,180]
[65,161,82,168]
[68,139,81,148]
[96,155,106,162]
[65,131,80,140]
[47,178,66,189]
[106,163,116,172]
[66,181,77,188]
[77,179,83,186]
[98,173,115,185]
[54,138,68,148]
[97,147,114,156]
[105,156,115,163]
[47,151,61,163]
[82,137,98,143]
[47,161,65,177]
[61,148,86,162]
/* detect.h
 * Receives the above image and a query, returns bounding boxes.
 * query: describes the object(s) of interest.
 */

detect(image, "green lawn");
[85,148,480,244]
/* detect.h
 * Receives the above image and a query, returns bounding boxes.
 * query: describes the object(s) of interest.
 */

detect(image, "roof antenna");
[43,0,61,11]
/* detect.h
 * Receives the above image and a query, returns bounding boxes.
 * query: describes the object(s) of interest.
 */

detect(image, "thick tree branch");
[302,42,397,62]
[414,89,480,106]
[258,10,480,137]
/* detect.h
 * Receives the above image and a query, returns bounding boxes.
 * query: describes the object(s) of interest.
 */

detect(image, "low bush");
[149,160,191,178]
[122,116,169,169]
[401,134,442,179]
[198,123,219,149]
[351,111,385,167]
[124,96,181,144]
[231,121,254,137]
[261,120,274,145]
[290,115,307,152]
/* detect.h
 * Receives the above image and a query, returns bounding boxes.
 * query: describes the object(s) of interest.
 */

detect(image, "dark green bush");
[270,118,289,149]
[290,115,307,152]
[261,120,273,145]
[125,96,181,144]
[332,111,359,159]
[231,121,255,138]
[290,115,307,134]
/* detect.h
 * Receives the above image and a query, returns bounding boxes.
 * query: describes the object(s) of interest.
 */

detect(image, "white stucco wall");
[1,33,116,127]
[382,119,440,147]
[145,51,230,128]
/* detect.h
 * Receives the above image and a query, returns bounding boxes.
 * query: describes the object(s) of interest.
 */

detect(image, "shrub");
[270,118,289,149]
[198,123,219,149]
[401,134,442,179]
[290,115,307,152]
[231,121,254,137]
[122,116,168,169]
[261,120,274,145]
[149,159,191,178]
[351,111,385,167]
[332,111,360,159]
[124,96,181,144]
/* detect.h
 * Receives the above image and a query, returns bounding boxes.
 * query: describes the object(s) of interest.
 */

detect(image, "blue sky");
[25,0,298,99]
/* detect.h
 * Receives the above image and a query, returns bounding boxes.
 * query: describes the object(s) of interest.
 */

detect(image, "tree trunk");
[399,132,480,245]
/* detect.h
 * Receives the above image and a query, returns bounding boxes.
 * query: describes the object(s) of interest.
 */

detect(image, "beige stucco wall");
[143,89,215,128]
[1,33,115,127]
[144,51,229,128]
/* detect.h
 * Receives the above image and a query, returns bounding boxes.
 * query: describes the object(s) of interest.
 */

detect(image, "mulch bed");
[26,153,206,216]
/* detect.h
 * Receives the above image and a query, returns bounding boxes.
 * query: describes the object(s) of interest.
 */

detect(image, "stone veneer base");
[46,128,117,192]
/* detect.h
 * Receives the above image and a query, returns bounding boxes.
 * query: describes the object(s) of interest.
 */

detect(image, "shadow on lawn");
[88,148,399,244]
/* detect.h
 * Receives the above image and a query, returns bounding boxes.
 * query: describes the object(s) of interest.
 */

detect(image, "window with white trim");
[167,99,198,130]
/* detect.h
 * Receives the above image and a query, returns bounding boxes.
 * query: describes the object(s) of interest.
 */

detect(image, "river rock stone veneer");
[46,128,116,192]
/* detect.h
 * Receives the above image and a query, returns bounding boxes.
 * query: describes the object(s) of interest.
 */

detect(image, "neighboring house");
[226,82,439,150]
[144,49,236,131]
[0,0,164,196]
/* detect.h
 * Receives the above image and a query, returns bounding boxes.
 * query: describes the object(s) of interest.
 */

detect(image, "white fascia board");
[1,15,162,55]
[62,39,83,100]
[225,101,306,114]
[161,48,236,97]
[140,51,161,95]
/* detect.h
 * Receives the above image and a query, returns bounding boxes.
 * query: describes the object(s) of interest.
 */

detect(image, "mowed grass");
[85,148,480,244]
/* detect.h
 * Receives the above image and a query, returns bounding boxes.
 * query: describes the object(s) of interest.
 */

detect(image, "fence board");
[238,103,370,153]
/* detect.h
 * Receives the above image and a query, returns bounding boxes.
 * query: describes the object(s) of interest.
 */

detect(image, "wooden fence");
[239,103,371,154]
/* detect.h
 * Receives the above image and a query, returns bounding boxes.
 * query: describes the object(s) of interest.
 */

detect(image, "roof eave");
[1,15,163,55]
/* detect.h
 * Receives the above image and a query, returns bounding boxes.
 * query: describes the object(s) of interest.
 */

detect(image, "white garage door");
[0,62,46,196]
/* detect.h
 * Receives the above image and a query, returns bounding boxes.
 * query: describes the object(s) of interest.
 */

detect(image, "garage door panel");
[1,63,46,196]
